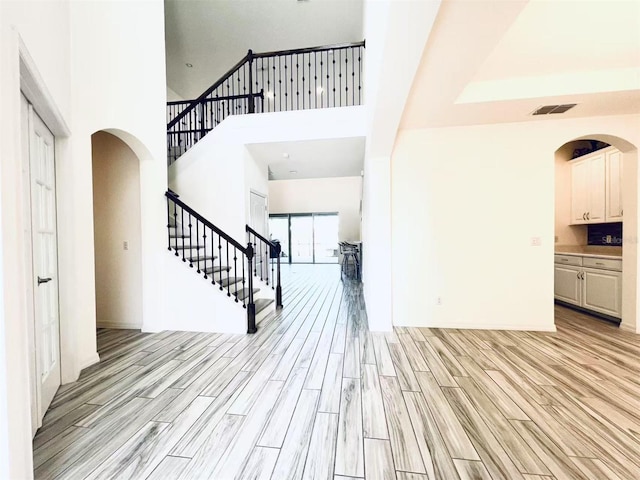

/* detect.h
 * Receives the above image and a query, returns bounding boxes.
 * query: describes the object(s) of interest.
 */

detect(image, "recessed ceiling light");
[185,63,193,68]
[289,170,297,174]
[283,153,290,158]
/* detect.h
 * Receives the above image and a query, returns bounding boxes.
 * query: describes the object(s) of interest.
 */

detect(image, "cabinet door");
[570,160,588,224]
[582,267,622,318]
[586,153,606,223]
[554,265,582,306]
[606,149,623,221]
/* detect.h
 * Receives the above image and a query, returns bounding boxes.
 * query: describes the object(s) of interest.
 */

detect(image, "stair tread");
[188,255,217,262]
[255,298,274,315]
[205,265,232,274]
[235,287,260,301]
[171,245,204,250]
[220,276,242,287]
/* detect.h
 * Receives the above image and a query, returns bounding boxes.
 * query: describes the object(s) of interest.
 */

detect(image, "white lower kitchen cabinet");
[554,265,582,306]
[582,268,622,318]
[554,254,622,319]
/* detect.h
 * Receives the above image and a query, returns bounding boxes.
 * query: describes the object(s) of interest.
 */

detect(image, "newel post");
[275,242,283,309]
[246,242,257,333]
[247,49,255,114]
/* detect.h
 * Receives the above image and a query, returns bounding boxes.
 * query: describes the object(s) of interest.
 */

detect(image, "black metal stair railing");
[166,41,365,166]
[246,225,283,309]
[165,190,258,333]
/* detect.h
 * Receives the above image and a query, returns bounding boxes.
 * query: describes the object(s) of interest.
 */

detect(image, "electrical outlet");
[123,241,129,251]
[436,297,442,306]
[531,236,542,247]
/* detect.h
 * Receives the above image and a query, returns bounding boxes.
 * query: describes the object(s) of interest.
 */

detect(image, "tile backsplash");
[587,223,622,246]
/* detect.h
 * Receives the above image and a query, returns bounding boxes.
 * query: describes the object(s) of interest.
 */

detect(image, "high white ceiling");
[246,136,364,180]
[400,0,640,129]
[165,0,364,99]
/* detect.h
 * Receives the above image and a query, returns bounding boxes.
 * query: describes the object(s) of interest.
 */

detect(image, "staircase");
[166,191,282,333]
[165,41,364,333]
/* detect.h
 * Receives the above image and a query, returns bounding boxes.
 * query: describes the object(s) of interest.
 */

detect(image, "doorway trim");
[18,35,77,388]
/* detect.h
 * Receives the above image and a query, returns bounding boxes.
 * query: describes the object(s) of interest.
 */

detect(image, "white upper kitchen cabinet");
[571,151,605,224]
[606,148,623,221]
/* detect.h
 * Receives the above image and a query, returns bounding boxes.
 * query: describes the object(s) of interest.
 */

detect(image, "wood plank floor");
[34,265,640,479]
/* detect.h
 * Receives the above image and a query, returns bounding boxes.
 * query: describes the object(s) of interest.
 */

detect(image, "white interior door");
[249,191,268,237]
[28,105,61,424]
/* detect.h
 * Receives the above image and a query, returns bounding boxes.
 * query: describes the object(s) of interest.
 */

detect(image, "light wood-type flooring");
[33,265,640,479]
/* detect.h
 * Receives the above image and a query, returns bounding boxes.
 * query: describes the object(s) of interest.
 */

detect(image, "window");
[269,213,339,264]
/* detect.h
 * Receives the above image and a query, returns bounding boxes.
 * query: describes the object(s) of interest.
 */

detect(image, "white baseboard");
[393,322,557,333]
[619,322,637,333]
[79,352,101,371]
[97,321,142,330]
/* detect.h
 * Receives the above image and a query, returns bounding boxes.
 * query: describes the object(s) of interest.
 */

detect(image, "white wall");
[92,132,143,330]
[0,1,167,476]
[69,0,168,348]
[169,106,366,244]
[360,0,441,331]
[269,177,362,242]
[0,2,73,477]
[392,114,640,333]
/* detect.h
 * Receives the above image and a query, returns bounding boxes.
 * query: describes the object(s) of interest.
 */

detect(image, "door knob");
[37,276,52,285]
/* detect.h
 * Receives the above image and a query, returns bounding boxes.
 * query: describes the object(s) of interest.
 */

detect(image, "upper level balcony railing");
[167,41,365,166]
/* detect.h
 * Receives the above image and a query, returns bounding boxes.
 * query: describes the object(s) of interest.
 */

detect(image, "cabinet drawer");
[554,255,582,266]
[582,257,622,271]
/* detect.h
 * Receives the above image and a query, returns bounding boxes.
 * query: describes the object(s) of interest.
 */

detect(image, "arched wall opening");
[554,133,638,332]
[91,131,143,330]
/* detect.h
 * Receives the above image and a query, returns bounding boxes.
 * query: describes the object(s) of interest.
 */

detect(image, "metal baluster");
[202,227,208,279]
[210,230,215,284]
[218,235,223,290]
[188,212,193,267]
[296,53,300,110]
[233,247,238,302]
[270,254,274,290]
[181,207,186,262]
[284,56,288,111]
[166,196,172,251]
[195,219,200,272]
[264,242,269,286]
[332,50,336,107]
[226,242,230,297]
[339,49,343,107]
[351,47,355,106]
[173,203,179,256]
[358,46,362,105]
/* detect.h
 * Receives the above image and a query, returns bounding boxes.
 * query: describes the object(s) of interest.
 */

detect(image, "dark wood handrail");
[165,191,247,253]
[253,40,365,59]
[246,225,275,247]
[167,53,250,129]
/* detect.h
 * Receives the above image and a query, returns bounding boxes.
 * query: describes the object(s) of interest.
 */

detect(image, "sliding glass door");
[269,213,339,264]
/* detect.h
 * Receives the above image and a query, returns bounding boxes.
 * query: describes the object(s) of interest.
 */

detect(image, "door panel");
[554,265,582,306]
[29,107,61,423]
[583,268,622,318]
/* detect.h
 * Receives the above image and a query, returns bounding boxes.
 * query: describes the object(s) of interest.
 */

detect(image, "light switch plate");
[531,237,542,247]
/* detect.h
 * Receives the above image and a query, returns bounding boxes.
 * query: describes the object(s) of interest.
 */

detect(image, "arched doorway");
[554,134,638,332]
[91,131,143,331]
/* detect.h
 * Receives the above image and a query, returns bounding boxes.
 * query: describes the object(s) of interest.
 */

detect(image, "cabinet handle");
[621,209,623,216]
[577,272,581,279]
[581,272,585,279]
[596,262,605,266]
[586,212,590,220]
[561,259,569,262]
[583,213,586,220]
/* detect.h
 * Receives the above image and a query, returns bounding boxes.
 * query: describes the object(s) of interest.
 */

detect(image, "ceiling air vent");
[532,104,577,115]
